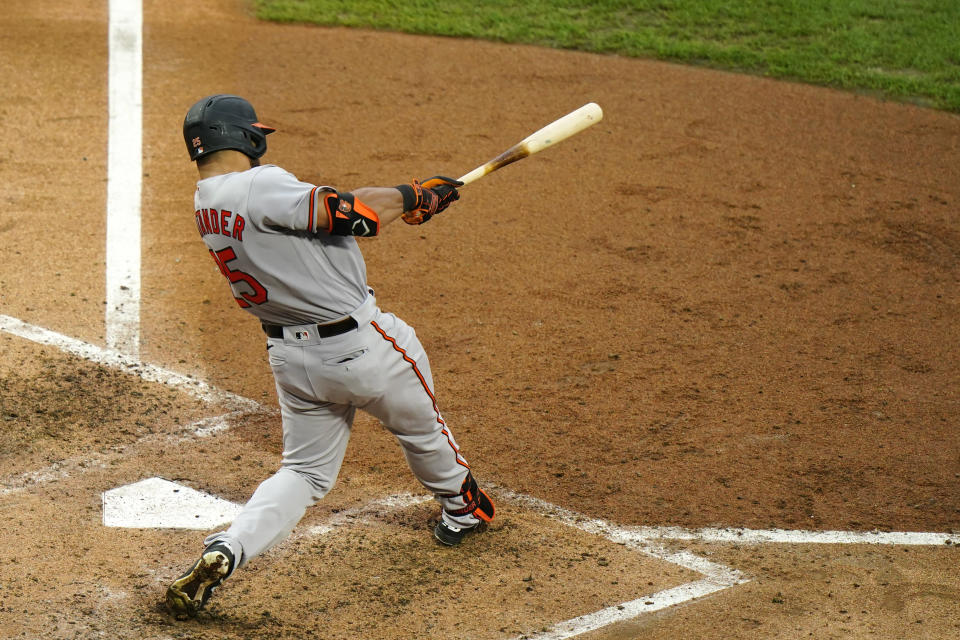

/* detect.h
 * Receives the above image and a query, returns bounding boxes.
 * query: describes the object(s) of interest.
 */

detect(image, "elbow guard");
[321,190,380,237]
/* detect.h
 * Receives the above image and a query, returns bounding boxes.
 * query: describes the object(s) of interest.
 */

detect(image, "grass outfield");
[254,0,960,112]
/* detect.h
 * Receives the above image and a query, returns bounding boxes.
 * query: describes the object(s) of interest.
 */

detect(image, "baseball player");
[166,94,495,618]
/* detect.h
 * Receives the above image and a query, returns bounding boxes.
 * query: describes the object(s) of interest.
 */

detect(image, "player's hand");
[401,176,463,225]
[421,175,463,191]
[422,175,462,215]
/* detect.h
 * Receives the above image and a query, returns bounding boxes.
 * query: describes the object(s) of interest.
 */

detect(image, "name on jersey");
[195,208,245,241]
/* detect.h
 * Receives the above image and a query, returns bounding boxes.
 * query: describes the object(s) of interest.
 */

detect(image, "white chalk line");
[0,411,259,498]
[0,315,258,412]
[292,488,956,640]
[629,524,960,547]
[0,316,264,497]
[494,485,960,548]
[105,0,143,358]
[492,487,746,639]
[304,493,434,537]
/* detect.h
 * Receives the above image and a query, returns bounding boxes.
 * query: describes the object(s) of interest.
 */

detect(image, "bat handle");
[456,166,487,186]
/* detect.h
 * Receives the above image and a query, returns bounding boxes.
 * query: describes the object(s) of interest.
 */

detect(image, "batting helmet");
[183,94,276,162]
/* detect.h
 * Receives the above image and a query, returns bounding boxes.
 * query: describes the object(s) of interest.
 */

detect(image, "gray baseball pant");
[205,293,478,567]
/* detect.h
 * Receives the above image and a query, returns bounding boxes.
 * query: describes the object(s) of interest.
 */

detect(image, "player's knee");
[394,430,438,452]
[281,465,336,501]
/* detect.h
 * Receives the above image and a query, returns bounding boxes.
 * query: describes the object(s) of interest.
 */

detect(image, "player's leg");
[167,341,354,617]
[361,311,494,542]
[211,400,355,563]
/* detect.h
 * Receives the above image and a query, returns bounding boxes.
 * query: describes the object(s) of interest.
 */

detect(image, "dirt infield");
[1,0,958,638]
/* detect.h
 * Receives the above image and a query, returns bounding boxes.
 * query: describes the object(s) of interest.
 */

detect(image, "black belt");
[261,316,358,339]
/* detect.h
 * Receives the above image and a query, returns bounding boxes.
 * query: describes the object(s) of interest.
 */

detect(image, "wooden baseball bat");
[456,102,603,186]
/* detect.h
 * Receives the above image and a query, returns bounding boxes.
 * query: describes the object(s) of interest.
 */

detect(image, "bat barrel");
[457,102,603,186]
[520,102,603,154]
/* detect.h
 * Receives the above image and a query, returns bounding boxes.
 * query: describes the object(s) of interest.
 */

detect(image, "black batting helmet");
[183,94,276,161]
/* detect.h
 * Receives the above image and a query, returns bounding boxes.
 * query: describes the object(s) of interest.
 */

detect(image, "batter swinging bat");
[456,102,603,186]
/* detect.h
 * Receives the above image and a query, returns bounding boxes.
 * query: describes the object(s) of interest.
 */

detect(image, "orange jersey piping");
[371,320,469,469]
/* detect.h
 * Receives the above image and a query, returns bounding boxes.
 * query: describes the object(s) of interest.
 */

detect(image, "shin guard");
[443,471,495,522]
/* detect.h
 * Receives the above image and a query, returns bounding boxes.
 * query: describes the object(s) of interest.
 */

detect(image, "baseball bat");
[456,102,603,186]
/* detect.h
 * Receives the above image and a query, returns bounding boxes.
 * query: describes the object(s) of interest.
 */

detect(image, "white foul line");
[106,0,143,358]
[496,485,960,548]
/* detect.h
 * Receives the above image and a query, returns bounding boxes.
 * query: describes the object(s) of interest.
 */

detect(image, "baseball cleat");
[166,543,235,618]
[434,519,486,546]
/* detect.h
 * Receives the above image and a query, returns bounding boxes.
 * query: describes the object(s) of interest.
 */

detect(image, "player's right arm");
[328,176,463,233]
[343,187,404,229]
[251,167,461,237]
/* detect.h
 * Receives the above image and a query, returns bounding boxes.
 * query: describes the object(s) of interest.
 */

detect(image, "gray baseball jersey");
[194,164,367,325]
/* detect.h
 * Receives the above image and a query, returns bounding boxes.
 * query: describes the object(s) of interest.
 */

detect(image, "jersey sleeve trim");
[307,185,338,233]
[308,186,318,232]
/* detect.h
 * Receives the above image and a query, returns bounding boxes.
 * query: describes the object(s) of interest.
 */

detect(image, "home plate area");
[103,476,738,639]
[103,472,959,639]
[4,326,955,639]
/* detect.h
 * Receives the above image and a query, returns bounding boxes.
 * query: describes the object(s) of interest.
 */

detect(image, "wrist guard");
[395,177,461,225]
[395,182,421,213]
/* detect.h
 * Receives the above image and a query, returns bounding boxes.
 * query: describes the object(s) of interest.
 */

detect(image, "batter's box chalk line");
[490,487,747,639]
[4,317,959,639]
[0,314,258,412]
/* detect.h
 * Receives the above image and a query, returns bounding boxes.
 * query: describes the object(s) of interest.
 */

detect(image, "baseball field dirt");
[1,0,958,638]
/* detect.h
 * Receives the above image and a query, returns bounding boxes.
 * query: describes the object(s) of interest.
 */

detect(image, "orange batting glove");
[397,176,463,225]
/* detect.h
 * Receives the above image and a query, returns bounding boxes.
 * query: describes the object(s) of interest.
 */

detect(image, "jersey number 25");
[209,247,268,308]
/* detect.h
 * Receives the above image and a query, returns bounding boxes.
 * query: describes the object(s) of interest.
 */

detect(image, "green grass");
[254,0,960,112]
